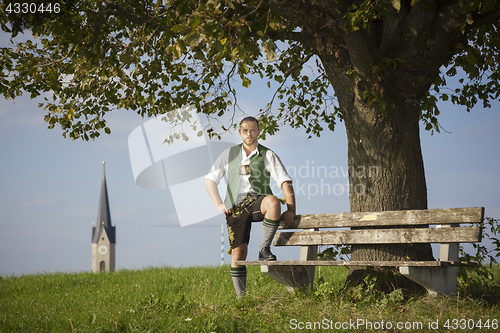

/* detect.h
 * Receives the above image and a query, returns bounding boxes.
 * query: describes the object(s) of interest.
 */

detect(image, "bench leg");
[261,244,318,292]
[400,226,459,296]
[399,266,458,296]
[261,265,315,292]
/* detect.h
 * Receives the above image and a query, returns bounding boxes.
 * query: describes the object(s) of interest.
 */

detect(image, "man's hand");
[281,210,296,226]
[280,181,296,226]
[206,179,233,216]
[217,203,233,216]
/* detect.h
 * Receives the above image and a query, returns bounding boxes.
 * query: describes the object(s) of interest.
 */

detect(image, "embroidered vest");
[224,144,273,208]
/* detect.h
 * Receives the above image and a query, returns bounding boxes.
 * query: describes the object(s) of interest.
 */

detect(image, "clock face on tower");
[98,245,108,255]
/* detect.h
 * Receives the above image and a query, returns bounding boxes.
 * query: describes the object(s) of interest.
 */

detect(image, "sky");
[1,33,499,276]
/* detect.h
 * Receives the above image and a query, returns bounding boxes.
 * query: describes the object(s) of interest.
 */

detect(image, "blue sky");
[1,32,499,276]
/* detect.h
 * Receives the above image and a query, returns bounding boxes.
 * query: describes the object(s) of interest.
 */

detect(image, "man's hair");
[240,116,260,129]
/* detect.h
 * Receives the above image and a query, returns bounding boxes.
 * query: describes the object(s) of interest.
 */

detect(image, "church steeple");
[92,162,116,244]
[92,162,116,273]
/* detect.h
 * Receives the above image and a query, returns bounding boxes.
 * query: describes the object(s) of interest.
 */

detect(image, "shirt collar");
[241,144,260,158]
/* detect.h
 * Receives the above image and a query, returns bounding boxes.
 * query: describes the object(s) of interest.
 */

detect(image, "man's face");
[239,120,260,146]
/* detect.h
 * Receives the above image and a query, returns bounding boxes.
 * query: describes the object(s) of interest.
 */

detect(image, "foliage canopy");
[1,0,499,140]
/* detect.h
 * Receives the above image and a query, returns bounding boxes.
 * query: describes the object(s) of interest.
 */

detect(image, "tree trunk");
[320,53,435,292]
[275,0,470,293]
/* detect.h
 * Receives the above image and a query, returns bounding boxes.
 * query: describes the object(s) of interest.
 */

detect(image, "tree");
[1,0,499,290]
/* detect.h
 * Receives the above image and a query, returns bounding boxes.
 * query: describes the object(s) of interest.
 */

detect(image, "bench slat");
[274,226,482,246]
[280,207,484,229]
[237,260,478,267]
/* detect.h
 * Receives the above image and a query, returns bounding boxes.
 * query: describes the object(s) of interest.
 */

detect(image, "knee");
[263,195,281,212]
[232,245,247,260]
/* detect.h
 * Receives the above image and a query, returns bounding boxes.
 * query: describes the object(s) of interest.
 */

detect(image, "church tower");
[92,162,116,273]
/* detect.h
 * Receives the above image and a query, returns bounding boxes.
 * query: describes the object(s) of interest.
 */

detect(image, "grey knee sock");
[261,218,280,251]
[230,266,247,298]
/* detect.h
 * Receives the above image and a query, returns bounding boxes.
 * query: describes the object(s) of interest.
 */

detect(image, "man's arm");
[281,181,296,226]
[205,179,232,216]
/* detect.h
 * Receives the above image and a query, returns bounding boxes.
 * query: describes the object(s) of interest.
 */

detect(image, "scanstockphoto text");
[289,317,499,331]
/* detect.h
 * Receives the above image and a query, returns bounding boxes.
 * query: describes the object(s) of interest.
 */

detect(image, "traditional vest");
[224,143,273,208]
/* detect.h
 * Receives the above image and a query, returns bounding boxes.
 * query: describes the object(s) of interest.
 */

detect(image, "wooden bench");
[236,207,484,296]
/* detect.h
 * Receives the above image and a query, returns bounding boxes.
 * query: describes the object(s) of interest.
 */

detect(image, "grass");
[1,265,499,332]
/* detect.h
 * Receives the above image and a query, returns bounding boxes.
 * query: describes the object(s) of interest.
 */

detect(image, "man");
[205,116,296,298]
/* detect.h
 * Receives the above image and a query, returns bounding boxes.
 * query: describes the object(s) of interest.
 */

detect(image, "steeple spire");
[92,161,116,244]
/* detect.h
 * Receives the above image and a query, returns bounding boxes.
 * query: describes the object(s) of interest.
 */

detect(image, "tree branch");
[266,31,313,45]
[267,50,315,109]
[38,45,75,67]
[104,0,171,32]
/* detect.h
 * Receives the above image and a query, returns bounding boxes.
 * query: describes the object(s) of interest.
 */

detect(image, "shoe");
[258,248,277,261]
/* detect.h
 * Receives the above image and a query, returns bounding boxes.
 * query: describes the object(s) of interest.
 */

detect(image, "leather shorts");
[226,194,265,251]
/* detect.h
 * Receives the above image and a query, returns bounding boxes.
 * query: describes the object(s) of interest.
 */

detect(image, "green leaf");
[466,13,474,25]
[391,0,401,12]
[171,25,184,33]
[241,77,251,88]
[190,13,204,29]
[187,33,200,48]
[266,48,277,61]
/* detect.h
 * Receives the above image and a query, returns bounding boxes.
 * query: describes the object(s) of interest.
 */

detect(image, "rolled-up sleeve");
[205,148,229,185]
[265,150,292,189]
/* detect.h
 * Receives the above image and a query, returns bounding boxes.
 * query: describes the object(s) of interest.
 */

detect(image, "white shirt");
[205,145,292,201]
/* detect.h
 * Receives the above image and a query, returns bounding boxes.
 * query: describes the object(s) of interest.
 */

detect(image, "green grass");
[1,265,499,332]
